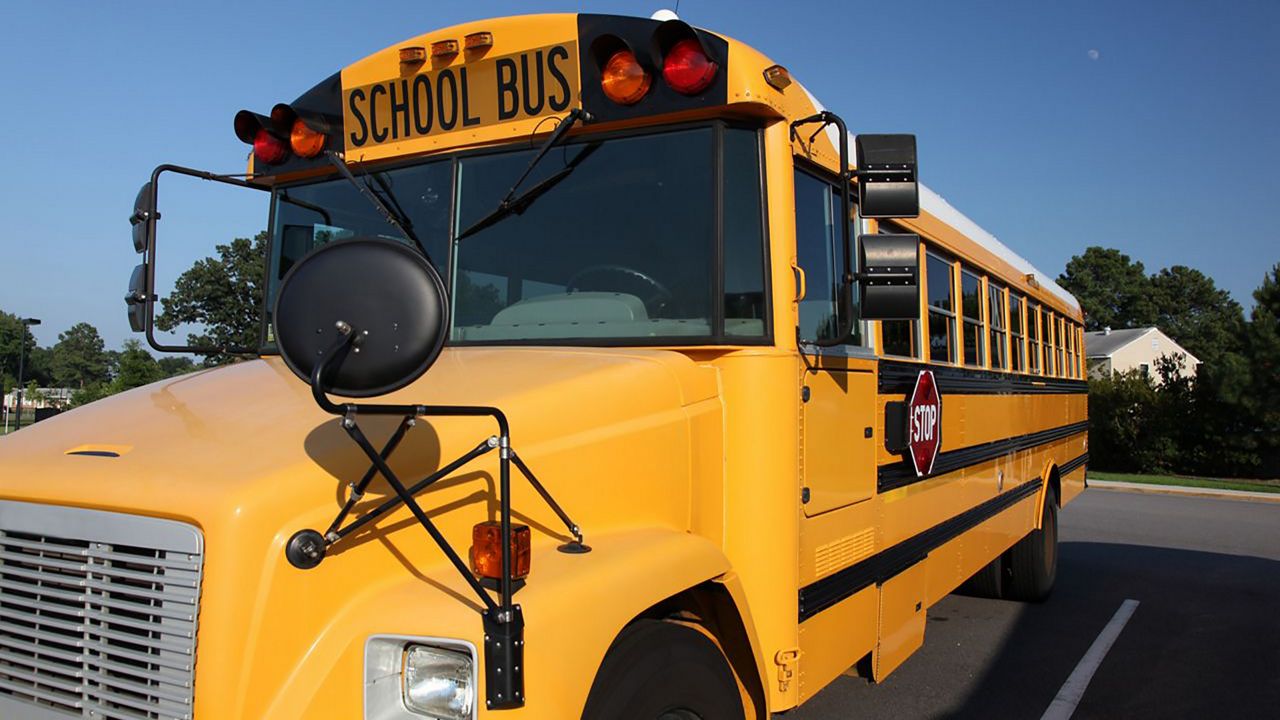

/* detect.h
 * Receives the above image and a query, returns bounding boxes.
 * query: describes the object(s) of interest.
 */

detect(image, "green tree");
[0,310,40,388]
[155,231,266,366]
[50,322,108,388]
[1058,247,1155,331]
[1087,370,1169,472]
[111,340,165,391]
[1244,264,1280,474]
[157,356,197,377]
[1148,265,1245,366]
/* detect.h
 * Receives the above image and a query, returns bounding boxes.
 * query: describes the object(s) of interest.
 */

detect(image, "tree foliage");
[51,322,108,388]
[1058,247,1154,331]
[1148,265,1245,366]
[154,231,267,366]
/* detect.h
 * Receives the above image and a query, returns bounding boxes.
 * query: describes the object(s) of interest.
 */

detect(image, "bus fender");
[1034,462,1062,529]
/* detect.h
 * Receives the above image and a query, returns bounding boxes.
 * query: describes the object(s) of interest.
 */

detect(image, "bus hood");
[0,347,720,527]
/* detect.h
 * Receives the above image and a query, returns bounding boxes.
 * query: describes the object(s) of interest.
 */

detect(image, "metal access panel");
[873,558,928,681]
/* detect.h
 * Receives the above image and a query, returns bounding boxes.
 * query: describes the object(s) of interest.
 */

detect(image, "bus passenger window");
[1057,317,1066,376]
[882,319,917,357]
[1010,295,1025,372]
[880,223,919,358]
[1045,312,1057,375]
[723,128,767,337]
[1029,303,1042,374]
[961,269,985,367]
[988,283,1008,370]
[926,253,956,363]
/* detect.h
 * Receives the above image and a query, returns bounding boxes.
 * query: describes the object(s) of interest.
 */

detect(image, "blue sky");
[1,0,1276,349]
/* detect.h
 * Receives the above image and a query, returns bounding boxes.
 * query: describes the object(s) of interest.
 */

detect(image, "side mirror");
[855,134,918,219]
[130,181,156,253]
[126,263,150,332]
[858,233,920,320]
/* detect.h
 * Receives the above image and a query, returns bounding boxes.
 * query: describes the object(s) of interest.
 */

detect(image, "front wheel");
[1005,486,1058,601]
[582,619,745,720]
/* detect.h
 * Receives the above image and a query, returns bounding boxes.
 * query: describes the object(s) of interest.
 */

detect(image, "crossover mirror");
[126,263,149,332]
[130,182,155,254]
[273,238,450,398]
[855,134,919,219]
[858,233,921,320]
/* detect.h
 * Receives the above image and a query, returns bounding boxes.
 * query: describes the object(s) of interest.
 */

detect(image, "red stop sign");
[907,370,942,477]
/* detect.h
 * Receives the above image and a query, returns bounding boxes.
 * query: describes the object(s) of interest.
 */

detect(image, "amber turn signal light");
[601,49,651,105]
[470,521,531,580]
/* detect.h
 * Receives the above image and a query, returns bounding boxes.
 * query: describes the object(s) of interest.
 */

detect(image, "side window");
[1029,303,1042,374]
[879,223,919,358]
[961,269,985,367]
[1045,312,1057,376]
[723,128,767,337]
[1010,294,1025,373]
[794,169,859,345]
[1057,317,1067,377]
[988,283,1008,371]
[926,253,956,363]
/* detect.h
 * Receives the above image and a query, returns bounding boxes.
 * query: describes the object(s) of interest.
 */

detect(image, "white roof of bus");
[798,84,1081,314]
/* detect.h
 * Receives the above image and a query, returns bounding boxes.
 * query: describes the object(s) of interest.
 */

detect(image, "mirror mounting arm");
[289,318,590,710]
[132,164,268,357]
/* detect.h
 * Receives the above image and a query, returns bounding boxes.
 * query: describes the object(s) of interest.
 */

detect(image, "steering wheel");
[565,264,674,315]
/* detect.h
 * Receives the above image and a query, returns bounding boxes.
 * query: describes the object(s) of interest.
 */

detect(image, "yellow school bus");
[0,11,1088,720]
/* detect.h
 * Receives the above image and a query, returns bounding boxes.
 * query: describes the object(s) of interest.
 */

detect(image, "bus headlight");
[402,645,474,719]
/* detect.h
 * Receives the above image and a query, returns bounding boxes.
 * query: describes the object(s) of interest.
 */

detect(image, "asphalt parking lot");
[784,488,1280,720]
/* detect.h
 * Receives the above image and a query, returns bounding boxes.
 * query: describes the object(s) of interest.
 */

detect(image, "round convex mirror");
[273,238,449,398]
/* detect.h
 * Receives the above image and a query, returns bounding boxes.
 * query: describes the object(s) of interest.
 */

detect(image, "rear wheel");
[1005,487,1058,601]
[582,619,745,720]
[957,555,1004,599]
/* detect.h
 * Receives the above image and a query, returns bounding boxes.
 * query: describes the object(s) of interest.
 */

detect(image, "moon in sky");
[1088,49,1100,60]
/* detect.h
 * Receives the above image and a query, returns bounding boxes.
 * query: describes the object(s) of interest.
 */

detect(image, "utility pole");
[14,317,41,431]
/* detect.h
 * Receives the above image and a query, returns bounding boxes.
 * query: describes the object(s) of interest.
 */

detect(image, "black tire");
[1005,487,1058,602]
[957,555,1004,599]
[582,619,744,720]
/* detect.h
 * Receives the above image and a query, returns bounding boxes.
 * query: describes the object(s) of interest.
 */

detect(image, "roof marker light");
[464,32,493,51]
[431,39,459,58]
[399,46,426,64]
[763,64,792,91]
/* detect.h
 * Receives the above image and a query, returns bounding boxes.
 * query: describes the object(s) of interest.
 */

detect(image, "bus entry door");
[801,354,877,516]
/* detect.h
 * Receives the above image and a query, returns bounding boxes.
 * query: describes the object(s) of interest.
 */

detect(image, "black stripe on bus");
[878,420,1089,493]
[879,360,1088,396]
[799,478,1044,621]
[1060,452,1089,476]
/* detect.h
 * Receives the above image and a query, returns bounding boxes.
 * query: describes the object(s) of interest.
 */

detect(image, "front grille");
[0,500,203,720]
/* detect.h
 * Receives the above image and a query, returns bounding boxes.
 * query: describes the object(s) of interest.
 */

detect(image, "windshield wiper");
[457,108,593,241]
[325,150,424,254]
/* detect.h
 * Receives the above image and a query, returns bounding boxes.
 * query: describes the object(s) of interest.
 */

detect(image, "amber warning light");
[471,521,531,580]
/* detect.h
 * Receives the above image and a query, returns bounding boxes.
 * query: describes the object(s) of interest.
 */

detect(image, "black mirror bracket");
[127,164,267,357]
[285,323,589,710]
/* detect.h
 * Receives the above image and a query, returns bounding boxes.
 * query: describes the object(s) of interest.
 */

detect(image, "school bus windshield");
[268,124,769,345]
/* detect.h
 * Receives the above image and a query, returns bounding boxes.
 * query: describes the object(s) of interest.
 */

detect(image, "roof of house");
[1084,327,1200,363]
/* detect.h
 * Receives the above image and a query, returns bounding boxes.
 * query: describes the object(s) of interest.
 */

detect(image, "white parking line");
[1040,599,1140,720]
